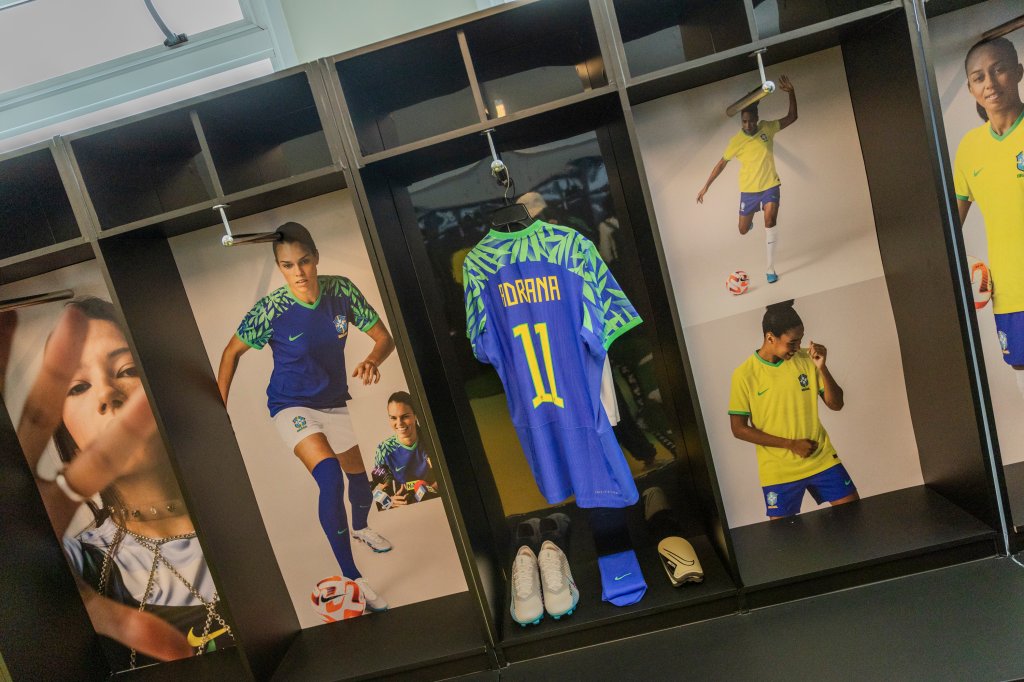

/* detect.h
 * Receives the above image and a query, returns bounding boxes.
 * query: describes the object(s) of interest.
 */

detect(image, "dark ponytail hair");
[965,37,1020,122]
[762,299,802,337]
[273,221,318,259]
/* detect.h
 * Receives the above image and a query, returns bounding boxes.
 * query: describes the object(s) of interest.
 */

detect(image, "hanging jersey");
[462,220,643,508]
[728,350,840,486]
[372,435,439,505]
[236,276,380,416]
[723,119,783,193]
[953,110,1024,314]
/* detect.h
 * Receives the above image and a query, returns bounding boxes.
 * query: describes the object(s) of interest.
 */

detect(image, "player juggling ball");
[954,36,1024,398]
[218,222,396,612]
[697,75,798,284]
[728,300,858,518]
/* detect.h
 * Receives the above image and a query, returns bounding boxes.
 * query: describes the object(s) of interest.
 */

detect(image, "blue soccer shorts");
[995,311,1024,366]
[739,185,781,216]
[762,463,856,517]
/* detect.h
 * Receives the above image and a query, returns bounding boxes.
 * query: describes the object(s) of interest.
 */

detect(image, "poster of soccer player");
[170,189,467,628]
[633,48,926,527]
[929,0,1024,476]
[0,261,234,671]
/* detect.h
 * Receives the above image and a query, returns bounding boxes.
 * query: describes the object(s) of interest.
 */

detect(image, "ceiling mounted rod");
[0,289,74,313]
[215,204,279,247]
[726,49,776,117]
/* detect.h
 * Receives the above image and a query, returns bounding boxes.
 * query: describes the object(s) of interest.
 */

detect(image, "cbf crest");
[760,132,769,142]
[1016,150,1024,174]
[333,314,349,338]
[798,373,810,390]
[1000,330,1009,355]
[766,491,779,508]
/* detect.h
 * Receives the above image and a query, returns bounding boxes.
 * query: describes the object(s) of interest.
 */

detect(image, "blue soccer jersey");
[236,275,379,416]
[462,220,643,508]
[373,435,435,486]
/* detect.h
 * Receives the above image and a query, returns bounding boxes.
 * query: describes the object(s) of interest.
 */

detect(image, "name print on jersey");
[498,275,562,308]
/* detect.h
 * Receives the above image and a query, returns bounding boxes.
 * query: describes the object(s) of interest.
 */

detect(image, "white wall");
[634,47,924,526]
[169,189,467,628]
[929,0,1024,467]
[281,0,479,62]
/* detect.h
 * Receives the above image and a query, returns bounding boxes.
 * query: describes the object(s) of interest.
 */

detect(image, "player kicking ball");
[697,75,798,284]
[728,301,858,518]
[954,37,1024,399]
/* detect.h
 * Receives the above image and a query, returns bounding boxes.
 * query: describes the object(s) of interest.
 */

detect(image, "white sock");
[1016,370,1024,400]
[765,227,777,273]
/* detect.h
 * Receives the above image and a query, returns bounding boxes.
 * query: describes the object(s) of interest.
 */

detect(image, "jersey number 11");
[512,322,565,409]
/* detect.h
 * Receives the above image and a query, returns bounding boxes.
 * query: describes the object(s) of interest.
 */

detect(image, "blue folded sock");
[597,549,646,607]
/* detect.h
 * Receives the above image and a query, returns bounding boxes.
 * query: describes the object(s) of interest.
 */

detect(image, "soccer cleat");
[514,517,542,554]
[354,577,389,611]
[538,540,579,620]
[766,272,779,284]
[510,546,544,626]
[538,513,571,550]
[352,527,393,553]
[657,537,704,586]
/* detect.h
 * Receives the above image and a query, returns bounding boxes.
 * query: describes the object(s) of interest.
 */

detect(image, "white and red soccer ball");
[727,270,749,295]
[311,575,366,622]
[967,256,991,310]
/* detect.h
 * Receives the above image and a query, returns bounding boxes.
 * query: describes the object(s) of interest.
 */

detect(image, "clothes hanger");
[481,129,533,232]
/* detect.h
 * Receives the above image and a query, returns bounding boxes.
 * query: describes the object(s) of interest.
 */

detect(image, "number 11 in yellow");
[512,322,564,409]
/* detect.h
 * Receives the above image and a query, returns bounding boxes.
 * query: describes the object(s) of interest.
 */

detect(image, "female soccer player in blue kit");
[218,222,396,611]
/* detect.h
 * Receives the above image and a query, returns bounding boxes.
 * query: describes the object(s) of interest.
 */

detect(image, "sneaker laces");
[512,554,536,600]
[538,550,564,591]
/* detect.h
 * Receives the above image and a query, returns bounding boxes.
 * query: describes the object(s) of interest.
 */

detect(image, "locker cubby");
[751,0,890,39]
[0,146,81,260]
[613,0,752,78]
[335,31,481,157]
[462,0,607,119]
[194,72,334,196]
[69,109,216,230]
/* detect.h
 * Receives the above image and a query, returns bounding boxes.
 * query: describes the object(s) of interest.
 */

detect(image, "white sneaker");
[352,527,393,553]
[537,540,579,619]
[510,546,544,626]
[354,577,388,612]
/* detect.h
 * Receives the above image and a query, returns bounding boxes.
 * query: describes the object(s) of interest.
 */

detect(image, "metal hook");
[726,49,776,117]
[481,128,510,187]
[215,204,279,247]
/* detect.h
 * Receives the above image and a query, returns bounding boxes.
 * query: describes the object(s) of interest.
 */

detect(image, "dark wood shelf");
[922,0,989,18]
[463,0,606,120]
[0,146,82,260]
[626,1,899,104]
[195,72,334,196]
[0,238,94,285]
[613,0,752,78]
[270,592,488,681]
[70,109,217,231]
[336,30,481,156]
[1003,461,1024,533]
[731,486,996,595]
[751,0,891,39]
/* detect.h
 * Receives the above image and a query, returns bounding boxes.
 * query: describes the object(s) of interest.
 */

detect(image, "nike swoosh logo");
[187,626,229,648]
[337,529,347,535]
[757,388,769,396]
[289,333,304,341]
[614,572,632,581]
[973,168,983,177]
[395,465,406,472]
[844,479,852,485]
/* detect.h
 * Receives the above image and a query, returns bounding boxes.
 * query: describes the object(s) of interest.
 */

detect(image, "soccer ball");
[727,270,749,295]
[967,256,991,310]
[311,575,365,622]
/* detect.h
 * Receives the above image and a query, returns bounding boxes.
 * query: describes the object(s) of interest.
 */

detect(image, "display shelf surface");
[626,1,899,104]
[270,592,487,681]
[123,647,246,681]
[0,147,81,259]
[502,555,1024,681]
[0,240,94,285]
[1003,461,1024,533]
[751,0,890,39]
[731,485,996,590]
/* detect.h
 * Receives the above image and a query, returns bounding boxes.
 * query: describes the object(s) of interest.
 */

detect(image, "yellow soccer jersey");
[722,119,783,193]
[728,350,840,486]
[953,109,1024,314]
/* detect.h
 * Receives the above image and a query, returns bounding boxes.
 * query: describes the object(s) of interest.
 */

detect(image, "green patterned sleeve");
[332,276,379,332]
[236,297,274,350]
[577,236,642,353]
[462,254,489,361]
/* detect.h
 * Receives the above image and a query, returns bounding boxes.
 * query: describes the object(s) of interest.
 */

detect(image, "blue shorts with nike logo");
[995,311,1024,366]
[762,463,855,517]
[739,185,781,216]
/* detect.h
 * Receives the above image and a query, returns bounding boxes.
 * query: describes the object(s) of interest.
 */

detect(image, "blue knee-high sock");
[347,471,373,531]
[312,458,361,580]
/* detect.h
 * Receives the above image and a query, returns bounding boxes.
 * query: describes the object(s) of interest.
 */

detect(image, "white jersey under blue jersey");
[462,220,642,508]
